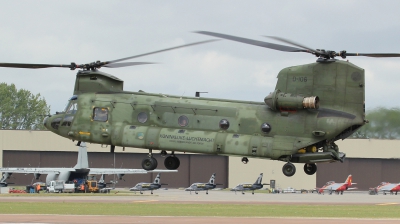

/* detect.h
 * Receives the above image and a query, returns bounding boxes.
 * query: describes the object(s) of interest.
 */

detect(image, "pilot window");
[93,107,108,122]
[61,115,74,126]
[66,102,78,114]
[64,95,78,114]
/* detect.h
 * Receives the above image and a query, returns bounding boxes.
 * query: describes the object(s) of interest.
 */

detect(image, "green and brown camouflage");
[44,59,366,176]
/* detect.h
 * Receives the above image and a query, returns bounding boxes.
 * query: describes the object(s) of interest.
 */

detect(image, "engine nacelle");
[264,89,319,111]
[34,173,41,180]
[117,174,125,180]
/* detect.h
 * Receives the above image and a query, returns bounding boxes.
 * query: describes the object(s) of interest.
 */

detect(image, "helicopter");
[2,32,399,177]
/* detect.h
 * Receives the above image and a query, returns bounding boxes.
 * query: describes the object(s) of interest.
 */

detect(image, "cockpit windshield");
[64,95,78,114]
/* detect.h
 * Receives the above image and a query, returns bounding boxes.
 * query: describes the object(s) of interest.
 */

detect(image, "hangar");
[1,130,399,190]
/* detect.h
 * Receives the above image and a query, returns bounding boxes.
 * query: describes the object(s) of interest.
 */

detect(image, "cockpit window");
[64,95,78,114]
[66,102,78,114]
[93,107,108,122]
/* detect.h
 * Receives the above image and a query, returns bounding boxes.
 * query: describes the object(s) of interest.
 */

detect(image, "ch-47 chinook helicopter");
[2,32,400,177]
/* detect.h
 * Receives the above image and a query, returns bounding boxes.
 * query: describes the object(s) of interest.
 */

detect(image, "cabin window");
[137,112,148,123]
[178,115,189,127]
[219,119,230,130]
[261,123,272,133]
[93,108,108,122]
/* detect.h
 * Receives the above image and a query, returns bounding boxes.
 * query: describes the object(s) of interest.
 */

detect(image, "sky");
[1,1,400,113]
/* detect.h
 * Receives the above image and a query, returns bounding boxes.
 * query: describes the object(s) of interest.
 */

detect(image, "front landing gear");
[282,163,296,177]
[241,157,249,164]
[142,157,158,170]
[142,149,157,170]
[304,163,317,175]
[164,152,180,170]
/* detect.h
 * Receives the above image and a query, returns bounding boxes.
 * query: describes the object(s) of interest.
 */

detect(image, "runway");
[0,189,399,223]
[0,189,399,205]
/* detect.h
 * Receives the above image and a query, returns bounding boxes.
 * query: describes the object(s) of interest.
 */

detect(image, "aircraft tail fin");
[73,142,89,169]
[345,175,353,186]
[208,173,216,185]
[153,173,161,184]
[254,173,263,185]
[99,174,106,184]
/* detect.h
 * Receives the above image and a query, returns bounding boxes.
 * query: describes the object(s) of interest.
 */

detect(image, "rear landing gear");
[282,163,296,177]
[304,163,317,175]
[241,157,249,164]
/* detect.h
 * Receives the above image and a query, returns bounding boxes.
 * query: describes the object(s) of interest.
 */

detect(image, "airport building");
[1,130,399,190]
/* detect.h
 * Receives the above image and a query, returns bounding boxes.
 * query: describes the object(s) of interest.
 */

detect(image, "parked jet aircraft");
[129,173,166,194]
[231,173,268,195]
[373,182,400,195]
[0,142,176,186]
[185,173,217,194]
[316,175,356,195]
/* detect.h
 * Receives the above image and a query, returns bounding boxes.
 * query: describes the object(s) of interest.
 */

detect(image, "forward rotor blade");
[264,36,318,54]
[107,39,219,64]
[103,62,155,68]
[345,53,400,57]
[195,31,306,52]
[0,62,73,69]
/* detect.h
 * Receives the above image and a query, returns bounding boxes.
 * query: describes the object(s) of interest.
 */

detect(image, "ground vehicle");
[47,180,75,193]
[282,187,296,193]
[74,178,99,193]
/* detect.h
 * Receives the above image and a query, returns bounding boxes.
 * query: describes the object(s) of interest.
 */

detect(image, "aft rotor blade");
[345,53,400,57]
[195,31,306,52]
[103,62,155,68]
[0,62,73,69]
[264,36,318,54]
[107,39,219,64]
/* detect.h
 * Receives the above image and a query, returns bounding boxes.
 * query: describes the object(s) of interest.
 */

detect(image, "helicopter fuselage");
[44,60,366,170]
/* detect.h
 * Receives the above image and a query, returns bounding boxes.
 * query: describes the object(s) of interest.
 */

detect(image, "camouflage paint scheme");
[44,59,365,175]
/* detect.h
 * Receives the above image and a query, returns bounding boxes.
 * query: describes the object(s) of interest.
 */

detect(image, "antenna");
[180,91,185,99]
[195,91,208,97]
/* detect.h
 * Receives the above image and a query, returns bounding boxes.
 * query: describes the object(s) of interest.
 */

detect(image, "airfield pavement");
[0,189,399,223]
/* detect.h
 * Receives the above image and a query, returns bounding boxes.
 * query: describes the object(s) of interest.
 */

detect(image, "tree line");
[0,83,50,130]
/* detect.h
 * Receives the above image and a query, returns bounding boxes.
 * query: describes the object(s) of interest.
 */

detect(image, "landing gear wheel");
[164,156,180,170]
[241,157,249,164]
[142,157,158,170]
[282,163,296,177]
[303,163,317,175]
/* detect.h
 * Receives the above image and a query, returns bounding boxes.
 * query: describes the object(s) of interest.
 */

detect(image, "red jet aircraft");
[373,182,400,195]
[316,175,357,195]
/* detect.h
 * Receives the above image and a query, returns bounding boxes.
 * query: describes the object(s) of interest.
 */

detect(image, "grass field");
[0,202,399,218]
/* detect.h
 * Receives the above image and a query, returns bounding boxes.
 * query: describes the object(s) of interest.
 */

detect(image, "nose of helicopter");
[43,114,63,131]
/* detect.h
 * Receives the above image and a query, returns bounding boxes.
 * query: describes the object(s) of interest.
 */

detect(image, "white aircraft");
[0,142,177,186]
